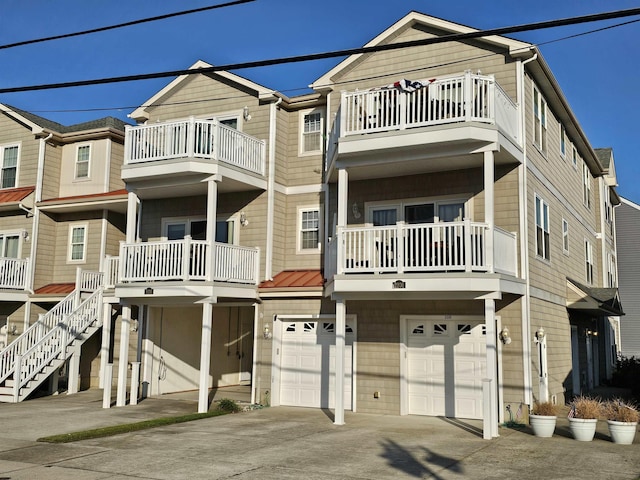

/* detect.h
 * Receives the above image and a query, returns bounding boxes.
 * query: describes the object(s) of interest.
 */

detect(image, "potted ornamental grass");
[568,396,601,441]
[603,399,639,445]
[529,401,559,437]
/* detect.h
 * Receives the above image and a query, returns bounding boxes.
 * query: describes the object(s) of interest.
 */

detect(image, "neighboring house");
[0,104,128,399]
[615,197,640,358]
[1,12,624,437]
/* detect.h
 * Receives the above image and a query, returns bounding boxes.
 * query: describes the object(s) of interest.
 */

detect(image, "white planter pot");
[568,418,598,441]
[530,414,557,437]
[607,420,638,445]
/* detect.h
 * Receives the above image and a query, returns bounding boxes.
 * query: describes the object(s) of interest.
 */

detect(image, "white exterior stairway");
[0,270,104,403]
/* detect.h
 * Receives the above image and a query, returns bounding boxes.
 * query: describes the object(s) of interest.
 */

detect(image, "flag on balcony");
[377,78,435,92]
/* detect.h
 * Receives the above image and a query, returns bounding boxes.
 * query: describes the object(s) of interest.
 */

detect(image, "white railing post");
[124,125,131,165]
[13,355,22,402]
[336,227,344,274]
[464,71,472,122]
[182,236,192,281]
[399,90,407,130]
[340,91,348,134]
[118,241,125,283]
[74,268,82,307]
[487,225,495,274]
[464,218,473,272]
[187,116,196,158]
[396,222,405,273]
[212,119,219,161]
[254,247,261,285]
[59,322,69,361]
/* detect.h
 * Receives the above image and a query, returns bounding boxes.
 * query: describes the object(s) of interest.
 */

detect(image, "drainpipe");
[517,53,537,406]
[264,97,282,281]
[26,132,53,297]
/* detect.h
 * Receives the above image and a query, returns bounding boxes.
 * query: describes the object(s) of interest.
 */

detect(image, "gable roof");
[0,103,129,135]
[567,278,624,316]
[311,11,533,89]
[129,60,277,122]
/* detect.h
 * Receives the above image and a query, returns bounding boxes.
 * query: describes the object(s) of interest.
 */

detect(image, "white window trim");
[562,218,569,255]
[161,216,206,240]
[533,86,547,155]
[607,252,617,288]
[298,107,324,156]
[74,143,92,180]
[535,193,550,261]
[572,147,578,170]
[0,142,20,190]
[559,125,566,159]
[297,205,322,254]
[67,223,88,263]
[0,230,25,258]
[582,161,592,210]
[584,238,594,285]
[365,195,472,223]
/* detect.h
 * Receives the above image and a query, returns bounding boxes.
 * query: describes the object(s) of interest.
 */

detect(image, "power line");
[0,0,255,51]
[2,7,639,95]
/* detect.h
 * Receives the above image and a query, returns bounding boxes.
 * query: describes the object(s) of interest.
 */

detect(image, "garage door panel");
[280,321,354,410]
[407,319,486,419]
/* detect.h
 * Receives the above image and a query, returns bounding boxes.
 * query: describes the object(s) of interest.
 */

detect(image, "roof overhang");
[37,190,128,214]
[566,278,624,316]
[0,103,44,134]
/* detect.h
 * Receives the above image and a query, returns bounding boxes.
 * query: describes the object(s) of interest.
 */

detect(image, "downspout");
[264,97,282,281]
[517,53,536,406]
[28,132,53,295]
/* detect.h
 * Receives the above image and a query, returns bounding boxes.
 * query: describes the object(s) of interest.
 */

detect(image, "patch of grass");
[37,410,228,444]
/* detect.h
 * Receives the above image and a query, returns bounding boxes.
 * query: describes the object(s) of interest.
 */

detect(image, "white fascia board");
[129,60,277,122]
[0,103,45,134]
[37,197,128,212]
[621,196,640,211]
[311,11,532,90]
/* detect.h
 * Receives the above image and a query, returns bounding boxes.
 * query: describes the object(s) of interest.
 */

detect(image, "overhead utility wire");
[0,0,255,51]
[2,7,639,95]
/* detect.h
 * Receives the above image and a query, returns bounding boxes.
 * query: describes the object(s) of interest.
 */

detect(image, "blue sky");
[1,1,639,202]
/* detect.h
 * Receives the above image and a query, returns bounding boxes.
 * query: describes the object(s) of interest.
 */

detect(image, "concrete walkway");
[0,390,638,479]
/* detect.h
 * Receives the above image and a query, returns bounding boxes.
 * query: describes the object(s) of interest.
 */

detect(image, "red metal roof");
[0,186,35,204]
[260,270,324,289]
[41,189,128,203]
[34,283,75,295]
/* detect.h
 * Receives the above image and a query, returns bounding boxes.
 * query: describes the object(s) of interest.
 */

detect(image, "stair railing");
[13,288,103,401]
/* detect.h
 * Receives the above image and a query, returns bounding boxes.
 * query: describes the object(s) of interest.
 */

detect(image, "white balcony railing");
[327,72,519,164]
[0,257,30,290]
[116,237,259,285]
[328,220,517,277]
[125,118,266,176]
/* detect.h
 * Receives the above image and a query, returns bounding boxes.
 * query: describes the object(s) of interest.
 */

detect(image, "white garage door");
[406,319,486,419]
[280,320,354,409]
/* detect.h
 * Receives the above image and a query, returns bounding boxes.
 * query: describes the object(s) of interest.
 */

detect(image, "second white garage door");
[279,320,355,409]
[405,318,486,419]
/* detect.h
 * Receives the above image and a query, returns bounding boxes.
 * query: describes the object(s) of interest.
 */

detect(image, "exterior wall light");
[240,212,249,227]
[500,326,512,345]
[263,325,272,340]
[535,327,545,343]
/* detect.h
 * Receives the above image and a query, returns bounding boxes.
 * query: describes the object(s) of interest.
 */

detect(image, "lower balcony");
[0,257,30,291]
[105,238,260,299]
[326,221,522,298]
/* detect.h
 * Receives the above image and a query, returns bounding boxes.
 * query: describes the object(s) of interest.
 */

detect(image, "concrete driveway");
[0,391,638,479]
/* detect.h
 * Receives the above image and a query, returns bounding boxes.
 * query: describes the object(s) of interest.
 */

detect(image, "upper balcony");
[0,257,31,297]
[105,237,260,301]
[123,118,267,196]
[326,72,522,180]
[325,221,524,298]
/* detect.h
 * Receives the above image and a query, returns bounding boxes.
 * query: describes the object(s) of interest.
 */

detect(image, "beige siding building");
[0,12,624,437]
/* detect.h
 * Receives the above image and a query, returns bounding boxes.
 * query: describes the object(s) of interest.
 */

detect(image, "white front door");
[404,317,486,419]
[279,320,355,409]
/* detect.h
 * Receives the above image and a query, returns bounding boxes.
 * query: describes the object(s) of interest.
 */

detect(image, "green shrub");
[216,398,241,413]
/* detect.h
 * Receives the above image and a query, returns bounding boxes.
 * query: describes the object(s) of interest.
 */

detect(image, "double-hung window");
[562,219,569,254]
[607,253,617,288]
[0,144,19,189]
[533,87,547,154]
[299,207,320,252]
[75,144,91,179]
[300,109,323,154]
[572,147,578,169]
[535,195,550,260]
[0,233,20,258]
[560,126,566,158]
[68,225,87,262]
[582,162,591,209]
[585,240,594,284]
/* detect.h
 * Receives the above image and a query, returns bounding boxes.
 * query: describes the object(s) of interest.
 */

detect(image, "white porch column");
[206,179,218,280]
[67,348,80,395]
[99,303,112,389]
[484,151,495,273]
[198,303,213,413]
[484,298,499,438]
[141,306,153,399]
[334,299,346,425]
[126,192,138,244]
[116,306,131,407]
[337,169,348,227]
